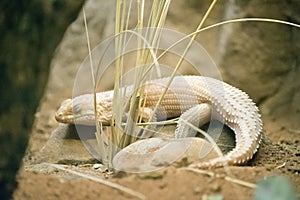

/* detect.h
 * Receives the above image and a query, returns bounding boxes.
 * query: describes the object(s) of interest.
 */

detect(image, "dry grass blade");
[275,162,286,169]
[112,0,129,160]
[49,163,147,200]
[181,167,256,189]
[288,129,300,134]
[83,8,110,169]
[224,176,256,189]
[146,18,300,68]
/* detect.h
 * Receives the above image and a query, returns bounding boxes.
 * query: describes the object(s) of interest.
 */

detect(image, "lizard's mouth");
[55,112,98,126]
[55,112,74,123]
[55,99,75,124]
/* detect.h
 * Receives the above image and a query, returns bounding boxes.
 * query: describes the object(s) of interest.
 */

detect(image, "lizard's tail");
[189,124,263,169]
[190,99,263,169]
[189,77,263,169]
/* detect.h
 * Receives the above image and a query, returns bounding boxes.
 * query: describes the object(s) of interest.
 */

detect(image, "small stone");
[159,181,168,189]
[210,183,221,192]
[93,163,103,170]
[193,186,201,194]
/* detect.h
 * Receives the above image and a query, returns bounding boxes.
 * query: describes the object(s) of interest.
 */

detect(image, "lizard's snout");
[55,99,74,124]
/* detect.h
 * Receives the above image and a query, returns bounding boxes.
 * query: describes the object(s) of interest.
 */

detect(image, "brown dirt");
[13,103,300,199]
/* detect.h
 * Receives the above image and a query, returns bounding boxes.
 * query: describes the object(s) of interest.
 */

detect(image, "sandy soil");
[12,86,300,200]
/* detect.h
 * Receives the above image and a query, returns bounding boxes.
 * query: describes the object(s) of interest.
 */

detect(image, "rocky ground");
[13,100,300,199]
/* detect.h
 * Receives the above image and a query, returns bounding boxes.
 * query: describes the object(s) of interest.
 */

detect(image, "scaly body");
[55,76,263,168]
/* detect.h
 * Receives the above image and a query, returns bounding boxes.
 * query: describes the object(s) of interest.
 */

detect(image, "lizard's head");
[55,93,112,126]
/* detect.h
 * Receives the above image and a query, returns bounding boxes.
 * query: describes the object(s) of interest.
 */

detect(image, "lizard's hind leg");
[175,104,211,138]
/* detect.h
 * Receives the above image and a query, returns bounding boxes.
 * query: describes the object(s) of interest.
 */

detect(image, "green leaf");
[254,175,297,200]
